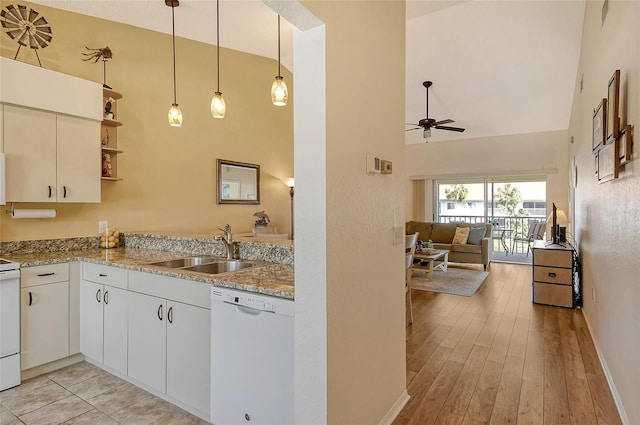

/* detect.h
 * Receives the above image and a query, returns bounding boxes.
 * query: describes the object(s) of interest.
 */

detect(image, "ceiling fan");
[406,81,465,139]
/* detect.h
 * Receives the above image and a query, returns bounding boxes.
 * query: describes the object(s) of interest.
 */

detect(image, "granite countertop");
[5,247,294,300]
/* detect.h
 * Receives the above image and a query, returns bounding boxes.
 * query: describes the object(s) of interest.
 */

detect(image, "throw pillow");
[467,227,486,245]
[452,226,470,244]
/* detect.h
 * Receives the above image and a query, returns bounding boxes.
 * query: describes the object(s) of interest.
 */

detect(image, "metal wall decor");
[0,4,52,66]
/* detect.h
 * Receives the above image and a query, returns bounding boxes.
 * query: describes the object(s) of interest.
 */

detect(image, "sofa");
[406,221,492,270]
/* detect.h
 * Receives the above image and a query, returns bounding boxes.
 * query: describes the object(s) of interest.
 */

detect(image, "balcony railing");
[438,214,547,254]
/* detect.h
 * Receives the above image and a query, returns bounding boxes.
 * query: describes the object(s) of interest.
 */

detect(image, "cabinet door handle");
[28,291,33,306]
[48,185,52,198]
[104,290,109,305]
[96,289,101,303]
[548,272,556,277]
[63,186,67,198]
[37,272,55,277]
[158,304,163,321]
[168,306,173,324]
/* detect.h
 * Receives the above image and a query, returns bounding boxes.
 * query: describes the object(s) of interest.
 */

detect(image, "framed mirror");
[217,159,260,204]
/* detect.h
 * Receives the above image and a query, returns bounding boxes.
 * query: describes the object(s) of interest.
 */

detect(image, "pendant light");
[210,0,226,118]
[166,0,182,127]
[271,15,288,106]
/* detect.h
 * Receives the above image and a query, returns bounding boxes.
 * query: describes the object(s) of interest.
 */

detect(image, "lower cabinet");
[80,280,128,375]
[128,291,211,416]
[79,264,212,419]
[20,263,70,370]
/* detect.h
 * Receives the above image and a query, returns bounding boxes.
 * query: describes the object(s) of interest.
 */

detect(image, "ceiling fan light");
[168,103,182,127]
[423,128,431,139]
[211,91,226,118]
[271,76,288,106]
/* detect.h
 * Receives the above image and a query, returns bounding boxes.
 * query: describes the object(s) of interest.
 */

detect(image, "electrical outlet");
[592,287,596,302]
[99,221,108,233]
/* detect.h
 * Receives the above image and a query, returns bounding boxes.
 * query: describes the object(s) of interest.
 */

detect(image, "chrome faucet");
[215,224,237,259]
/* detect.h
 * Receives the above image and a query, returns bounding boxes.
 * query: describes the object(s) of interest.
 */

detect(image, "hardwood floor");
[395,262,622,425]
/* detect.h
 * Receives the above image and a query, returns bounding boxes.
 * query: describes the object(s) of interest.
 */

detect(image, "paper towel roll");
[11,209,57,219]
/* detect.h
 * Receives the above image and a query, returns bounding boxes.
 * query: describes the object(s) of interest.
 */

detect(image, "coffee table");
[412,249,449,281]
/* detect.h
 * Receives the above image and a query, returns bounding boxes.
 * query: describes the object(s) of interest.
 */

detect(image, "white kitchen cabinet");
[2,104,100,203]
[166,300,211,416]
[2,105,56,202]
[20,263,70,370]
[127,291,167,393]
[127,270,211,417]
[80,263,128,375]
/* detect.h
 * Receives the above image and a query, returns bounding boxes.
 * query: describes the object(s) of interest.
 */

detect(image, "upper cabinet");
[0,57,102,203]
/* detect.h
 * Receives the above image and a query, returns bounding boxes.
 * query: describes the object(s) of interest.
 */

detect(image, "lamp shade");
[272,76,288,106]
[168,103,182,127]
[556,209,569,226]
[284,177,294,188]
[211,91,226,118]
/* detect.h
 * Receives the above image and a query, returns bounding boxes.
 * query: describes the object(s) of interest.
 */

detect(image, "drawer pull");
[158,304,163,321]
[37,272,55,277]
[28,291,33,306]
[99,273,108,277]
[548,272,557,277]
[96,289,102,303]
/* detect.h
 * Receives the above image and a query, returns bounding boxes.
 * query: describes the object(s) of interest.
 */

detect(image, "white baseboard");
[582,311,630,425]
[379,389,410,425]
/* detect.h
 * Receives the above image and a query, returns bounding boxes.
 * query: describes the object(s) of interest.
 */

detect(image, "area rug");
[410,268,489,297]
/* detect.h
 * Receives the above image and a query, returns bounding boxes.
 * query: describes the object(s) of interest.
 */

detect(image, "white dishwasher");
[210,287,294,425]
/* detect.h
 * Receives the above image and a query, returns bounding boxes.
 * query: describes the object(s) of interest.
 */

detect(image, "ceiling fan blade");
[434,119,454,125]
[405,127,421,132]
[435,125,465,132]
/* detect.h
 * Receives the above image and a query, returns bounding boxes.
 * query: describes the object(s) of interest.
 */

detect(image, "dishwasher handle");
[223,300,274,315]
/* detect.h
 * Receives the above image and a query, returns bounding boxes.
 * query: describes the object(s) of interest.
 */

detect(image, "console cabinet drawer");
[533,282,573,308]
[533,249,572,268]
[533,266,572,285]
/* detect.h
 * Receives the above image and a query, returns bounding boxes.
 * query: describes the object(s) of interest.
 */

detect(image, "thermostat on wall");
[366,153,381,175]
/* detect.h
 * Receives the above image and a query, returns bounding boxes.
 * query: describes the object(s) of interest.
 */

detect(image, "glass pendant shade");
[271,76,288,106]
[168,103,183,127]
[211,91,226,118]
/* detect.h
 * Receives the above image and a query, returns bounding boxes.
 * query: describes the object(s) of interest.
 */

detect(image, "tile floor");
[0,361,209,425]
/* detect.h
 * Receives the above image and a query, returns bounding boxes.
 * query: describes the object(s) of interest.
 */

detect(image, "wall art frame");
[607,69,620,143]
[596,140,619,184]
[593,98,607,153]
[619,124,633,165]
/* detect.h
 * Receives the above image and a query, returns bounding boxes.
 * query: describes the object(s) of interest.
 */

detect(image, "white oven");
[0,258,20,391]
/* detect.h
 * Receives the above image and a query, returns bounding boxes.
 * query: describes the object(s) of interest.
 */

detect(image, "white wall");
[568,2,640,424]
[405,130,570,226]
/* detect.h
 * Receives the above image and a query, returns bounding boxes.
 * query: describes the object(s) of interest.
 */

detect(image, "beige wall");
[0,1,293,242]
[569,2,639,424]
[299,2,408,424]
[405,130,570,227]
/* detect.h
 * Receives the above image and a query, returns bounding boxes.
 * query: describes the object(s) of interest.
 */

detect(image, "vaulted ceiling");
[31,0,585,145]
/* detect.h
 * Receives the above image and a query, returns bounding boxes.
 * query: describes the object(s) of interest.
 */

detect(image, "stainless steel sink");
[147,256,222,268]
[183,261,257,274]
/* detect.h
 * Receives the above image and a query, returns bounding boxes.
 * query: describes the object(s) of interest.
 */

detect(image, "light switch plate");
[393,226,403,245]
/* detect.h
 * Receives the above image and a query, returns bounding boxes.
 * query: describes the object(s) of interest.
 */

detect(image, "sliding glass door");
[434,176,547,256]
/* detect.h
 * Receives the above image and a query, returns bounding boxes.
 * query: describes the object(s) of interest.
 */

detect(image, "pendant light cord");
[277,14,281,77]
[216,0,220,92]
[171,3,177,104]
